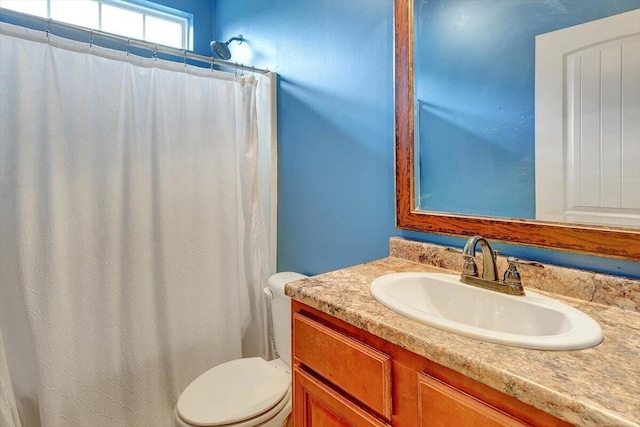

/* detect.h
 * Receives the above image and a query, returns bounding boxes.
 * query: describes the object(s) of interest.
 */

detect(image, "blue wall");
[214,0,398,276]
[415,0,640,218]
[215,0,640,279]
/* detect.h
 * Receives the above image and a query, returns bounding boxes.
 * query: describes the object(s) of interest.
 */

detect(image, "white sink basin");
[370,272,603,350]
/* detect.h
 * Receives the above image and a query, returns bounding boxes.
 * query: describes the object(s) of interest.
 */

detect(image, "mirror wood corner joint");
[394,0,640,261]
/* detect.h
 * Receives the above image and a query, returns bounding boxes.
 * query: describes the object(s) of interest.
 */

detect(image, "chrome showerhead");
[210,35,243,60]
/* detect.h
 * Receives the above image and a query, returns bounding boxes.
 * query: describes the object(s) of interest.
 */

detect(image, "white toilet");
[174,272,308,427]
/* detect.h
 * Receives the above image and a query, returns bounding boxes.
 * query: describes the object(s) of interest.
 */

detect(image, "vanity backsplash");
[389,237,640,313]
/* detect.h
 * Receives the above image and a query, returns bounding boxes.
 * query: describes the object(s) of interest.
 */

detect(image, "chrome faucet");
[461,236,498,282]
[459,235,543,296]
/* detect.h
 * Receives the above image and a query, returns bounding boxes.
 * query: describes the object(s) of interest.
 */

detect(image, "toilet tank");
[267,272,308,367]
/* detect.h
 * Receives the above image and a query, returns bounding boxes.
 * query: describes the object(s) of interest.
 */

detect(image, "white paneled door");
[536,9,640,227]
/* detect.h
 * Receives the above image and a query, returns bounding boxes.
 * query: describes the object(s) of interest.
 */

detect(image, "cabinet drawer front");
[293,313,392,419]
[293,366,391,427]
[418,373,528,427]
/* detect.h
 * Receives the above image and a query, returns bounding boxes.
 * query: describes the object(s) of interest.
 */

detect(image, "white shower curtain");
[0,22,276,427]
[0,328,21,427]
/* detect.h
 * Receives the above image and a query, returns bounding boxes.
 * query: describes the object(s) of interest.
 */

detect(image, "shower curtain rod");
[0,7,270,75]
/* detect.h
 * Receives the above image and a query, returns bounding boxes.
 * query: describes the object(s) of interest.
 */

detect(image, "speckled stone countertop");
[285,256,640,427]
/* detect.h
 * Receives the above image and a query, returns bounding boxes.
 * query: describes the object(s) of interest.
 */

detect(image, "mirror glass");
[414,0,640,228]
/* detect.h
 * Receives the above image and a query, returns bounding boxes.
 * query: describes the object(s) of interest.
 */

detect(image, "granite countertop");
[285,257,640,427]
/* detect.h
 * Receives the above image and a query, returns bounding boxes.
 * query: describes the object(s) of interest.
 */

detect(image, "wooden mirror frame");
[394,0,640,260]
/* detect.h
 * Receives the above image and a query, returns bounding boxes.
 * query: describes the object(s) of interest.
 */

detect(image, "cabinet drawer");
[293,366,391,427]
[418,373,528,427]
[292,312,392,419]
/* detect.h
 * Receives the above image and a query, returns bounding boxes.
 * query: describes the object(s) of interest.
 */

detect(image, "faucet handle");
[462,254,478,277]
[450,246,478,277]
[506,257,544,269]
[445,246,463,254]
[503,257,543,289]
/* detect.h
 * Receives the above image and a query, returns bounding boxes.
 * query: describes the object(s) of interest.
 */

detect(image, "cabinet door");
[419,373,528,427]
[293,366,391,427]
[293,312,392,419]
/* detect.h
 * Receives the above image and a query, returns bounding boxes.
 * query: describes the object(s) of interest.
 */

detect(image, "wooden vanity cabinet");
[291,300,571,427]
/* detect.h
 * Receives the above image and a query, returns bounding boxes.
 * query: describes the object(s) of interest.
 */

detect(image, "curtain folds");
[0,328,21,427]
[0,22,275,427]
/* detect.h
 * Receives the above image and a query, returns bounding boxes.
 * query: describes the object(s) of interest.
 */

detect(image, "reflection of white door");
[535,9,640,227]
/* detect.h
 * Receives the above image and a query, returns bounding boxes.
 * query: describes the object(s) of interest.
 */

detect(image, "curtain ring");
[89,30,94,49]
[183,50,187,67]
[46,18,51,39]
[126,38,130,57]
[240,63,245,77]
[234,62,239,77]
[210,56,215,72]
[153,45,158,61]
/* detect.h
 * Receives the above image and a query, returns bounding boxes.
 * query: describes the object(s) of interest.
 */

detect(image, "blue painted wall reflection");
[415,0,640,218]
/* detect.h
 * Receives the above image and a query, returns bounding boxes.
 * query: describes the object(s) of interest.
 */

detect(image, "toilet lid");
[177,357,290,426]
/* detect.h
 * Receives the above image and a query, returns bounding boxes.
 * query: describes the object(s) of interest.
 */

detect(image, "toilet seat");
[176,357,290,427]
[174,389,290,427]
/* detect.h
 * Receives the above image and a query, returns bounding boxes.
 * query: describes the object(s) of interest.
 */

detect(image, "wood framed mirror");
[394,0,640,260]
